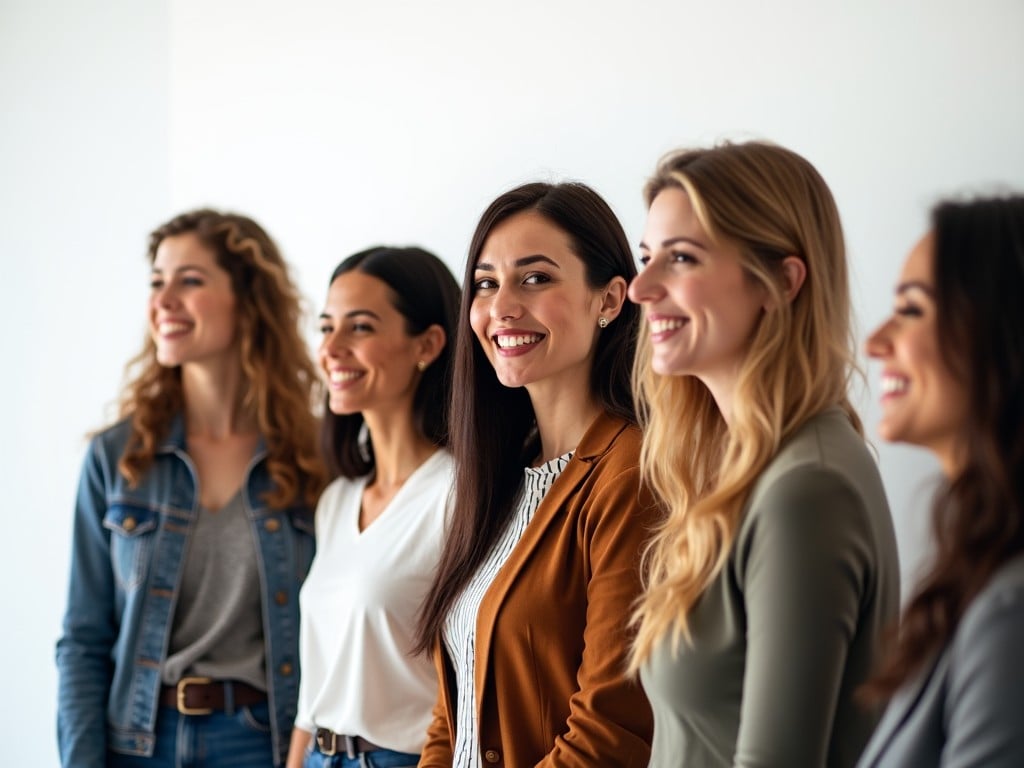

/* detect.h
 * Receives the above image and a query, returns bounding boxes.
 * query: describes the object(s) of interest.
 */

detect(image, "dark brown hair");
[415,181,639,651]
[319,246,460,479]
[118,208,326,508]
[867,195,1024,696]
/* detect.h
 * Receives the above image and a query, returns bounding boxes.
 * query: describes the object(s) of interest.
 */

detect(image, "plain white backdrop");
[3,1,1023,763]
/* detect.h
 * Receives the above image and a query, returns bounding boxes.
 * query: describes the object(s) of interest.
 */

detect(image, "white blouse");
[295,449,453,753]
[443,452,572,768]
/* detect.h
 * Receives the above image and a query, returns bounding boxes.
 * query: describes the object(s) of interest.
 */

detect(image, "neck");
[528,387,601,466]
[181,358,256,438]
[363,406,437,488]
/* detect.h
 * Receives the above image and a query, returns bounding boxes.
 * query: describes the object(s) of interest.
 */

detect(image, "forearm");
[285,726,312,768]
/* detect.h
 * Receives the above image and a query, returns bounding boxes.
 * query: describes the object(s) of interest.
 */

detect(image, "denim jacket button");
[275,590,288,606]
[264,518,281,533]
[279,662,293,676]
[122,516,137,532]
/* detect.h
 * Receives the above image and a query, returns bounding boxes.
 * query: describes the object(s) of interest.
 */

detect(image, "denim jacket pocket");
[103,503,160,591]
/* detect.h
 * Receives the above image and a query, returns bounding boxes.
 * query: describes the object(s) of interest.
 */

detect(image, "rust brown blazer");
[419,411,656,768]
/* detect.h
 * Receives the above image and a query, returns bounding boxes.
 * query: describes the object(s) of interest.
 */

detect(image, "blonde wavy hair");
[629,141,862,668]
[117,209,327,509]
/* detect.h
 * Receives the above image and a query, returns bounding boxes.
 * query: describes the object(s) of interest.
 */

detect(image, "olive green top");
[640,408,899,768]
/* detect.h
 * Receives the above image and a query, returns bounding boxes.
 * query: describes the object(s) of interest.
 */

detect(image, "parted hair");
[117,208,326,508]
[319,246,460,480]
[866,195,1024,697]
[629,141,862,667]
[415,181,639,652]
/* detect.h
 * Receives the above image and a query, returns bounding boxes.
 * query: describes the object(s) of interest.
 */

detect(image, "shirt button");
[122,516,137,532]
[279,662,293,676]
[264,518,281,532]
[483,749,500,763]
[275,590,288,606]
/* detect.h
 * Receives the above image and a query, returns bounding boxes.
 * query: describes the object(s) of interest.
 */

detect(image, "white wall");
[6,1,1023,764]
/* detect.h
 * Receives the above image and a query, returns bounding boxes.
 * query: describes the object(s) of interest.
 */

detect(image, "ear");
[414,324,447,367]
[598,275,628,321]
[765,256,807,309]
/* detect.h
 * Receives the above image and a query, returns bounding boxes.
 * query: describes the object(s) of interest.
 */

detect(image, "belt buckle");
[176,676,214,716]
[316,729,338,757]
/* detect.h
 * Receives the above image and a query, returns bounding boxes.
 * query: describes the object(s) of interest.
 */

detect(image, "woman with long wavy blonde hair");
[628,142,899,767]
[57,209,326,767]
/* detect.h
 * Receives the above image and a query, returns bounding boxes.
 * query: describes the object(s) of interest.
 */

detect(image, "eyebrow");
[895,280,935,297]
[638,236,710,251]
[475,254,561,271]
[318,309,382,320]
[151,264,210,274]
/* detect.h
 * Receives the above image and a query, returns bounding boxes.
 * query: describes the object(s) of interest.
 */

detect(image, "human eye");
[523,272,551,286]
[670,250,699,265]
[895,302,923,318]
[351,321,374,333]
[181,274,204,287]
[318,322,333,336]
[473,277,498,292]
[637,253,651,268]
[149,277,164,290]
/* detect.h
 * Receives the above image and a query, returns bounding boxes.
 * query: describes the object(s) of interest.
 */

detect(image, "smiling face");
[628,186,767,406]
[318,270,432,418]
[149,232,239,370]
[469,210,610,400]
[866,233,968,475]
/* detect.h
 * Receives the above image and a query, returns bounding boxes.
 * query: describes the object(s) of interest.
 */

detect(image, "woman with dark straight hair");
[860,195,1024,767]
[416,182,655,767]
[287,246,459,768]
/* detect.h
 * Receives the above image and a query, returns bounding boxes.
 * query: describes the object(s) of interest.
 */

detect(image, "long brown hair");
[415,181,639,651]
[117,208,326,508]
[629,142,862,665]
[866,195,1024,696]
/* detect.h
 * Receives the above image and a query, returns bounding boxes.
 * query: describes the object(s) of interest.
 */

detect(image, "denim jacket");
[56,415,316,767]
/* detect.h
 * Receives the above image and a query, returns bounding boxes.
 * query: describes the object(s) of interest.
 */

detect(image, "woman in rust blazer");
[415,181,655,768]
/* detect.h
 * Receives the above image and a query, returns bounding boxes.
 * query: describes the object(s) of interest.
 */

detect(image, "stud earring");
[416,360,428,372]
[598,316,609,329]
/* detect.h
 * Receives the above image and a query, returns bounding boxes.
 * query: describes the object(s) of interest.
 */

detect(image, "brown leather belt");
[159,677,266,715]
[314,728,384,758]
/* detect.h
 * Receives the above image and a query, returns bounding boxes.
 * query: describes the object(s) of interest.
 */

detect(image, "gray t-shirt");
[640,408,899,768]
[162,490,266,689]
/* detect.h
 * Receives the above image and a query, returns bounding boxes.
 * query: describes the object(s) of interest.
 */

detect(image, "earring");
[598,316,609,329]
[416,360,428,372]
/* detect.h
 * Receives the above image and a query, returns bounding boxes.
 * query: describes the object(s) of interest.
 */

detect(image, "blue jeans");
[302,744,419,768]
[107,703,275,767]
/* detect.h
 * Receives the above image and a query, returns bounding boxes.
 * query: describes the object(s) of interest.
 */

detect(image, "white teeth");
[496,334,542,348]
[880,375,909,395]
[329,370,364,383]
[158,321,190,335]
[650,317,686,334]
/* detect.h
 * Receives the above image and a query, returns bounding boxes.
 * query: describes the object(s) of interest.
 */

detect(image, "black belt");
[314,729,384,758]
[159,677,266,715]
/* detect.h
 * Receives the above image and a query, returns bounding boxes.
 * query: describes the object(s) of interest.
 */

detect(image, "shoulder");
[955,554,1024,654]
[747,408,885,521]
[577,413,641,476]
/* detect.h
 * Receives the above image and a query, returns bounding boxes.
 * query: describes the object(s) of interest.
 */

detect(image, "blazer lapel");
[472,411,628,713]
[858,650,948,766]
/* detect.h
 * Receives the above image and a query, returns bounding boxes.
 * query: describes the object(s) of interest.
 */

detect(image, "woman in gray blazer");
[860,195,1024,767]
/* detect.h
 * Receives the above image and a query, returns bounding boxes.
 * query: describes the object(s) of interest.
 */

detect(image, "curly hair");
[117,208,327,508]
[629,141,862,667]
[866,195,1024,697]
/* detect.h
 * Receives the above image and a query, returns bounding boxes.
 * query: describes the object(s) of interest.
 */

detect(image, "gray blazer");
[858,553,1024,767]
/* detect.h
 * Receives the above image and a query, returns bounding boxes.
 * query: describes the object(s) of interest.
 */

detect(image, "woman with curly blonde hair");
[57,209,327,767]
[628,142,899,767]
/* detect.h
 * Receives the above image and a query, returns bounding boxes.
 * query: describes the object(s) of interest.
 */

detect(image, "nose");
[628,264,664,305]
[864,318,892,359]
[152,282,179,310]
[490,282,522,321]
[319,329,348,360]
